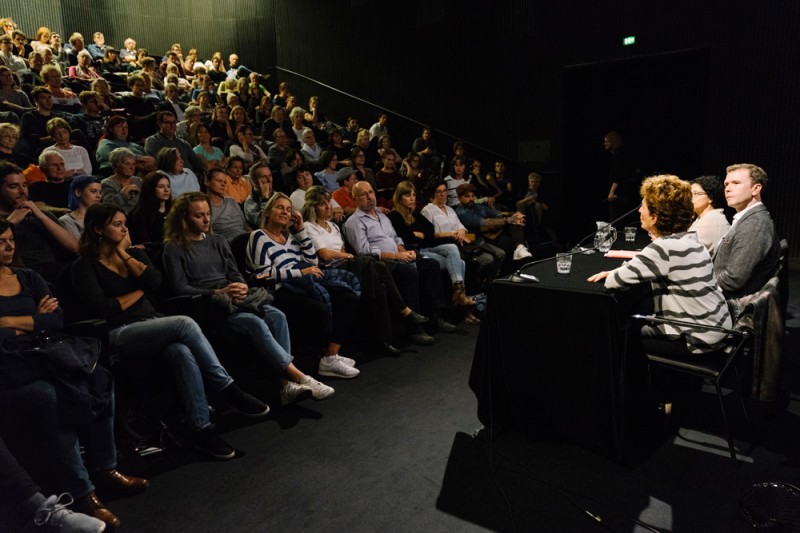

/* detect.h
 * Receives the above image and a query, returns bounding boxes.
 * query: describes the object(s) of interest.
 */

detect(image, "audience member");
[247,192,362,378]
[369,113,388,141]
[45,117,92,176]
[59,174,101,239]
[0,35,25,72]
[28,150,71,207]
[156,146,200,198]
[443,156,469,207]
[163,191,334,403]
[455,182,531,263]
[95,116,155,175]
[411,127,441,174]
[0,122,35,168]
[145,111,206,174]
[229,125,268,170]
[126,170,171,245]
[0,162,77,280]
[101,147,142,213]
[243,161,273,228]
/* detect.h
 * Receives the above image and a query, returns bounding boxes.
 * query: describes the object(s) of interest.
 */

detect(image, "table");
[469,235,651,461]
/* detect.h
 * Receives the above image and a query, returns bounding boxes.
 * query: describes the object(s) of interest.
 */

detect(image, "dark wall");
[7,0,799,256]
[272,0,800,257]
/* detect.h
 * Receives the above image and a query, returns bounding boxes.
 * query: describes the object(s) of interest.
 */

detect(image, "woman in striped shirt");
[246,193,360,379]
[588,175,732,356]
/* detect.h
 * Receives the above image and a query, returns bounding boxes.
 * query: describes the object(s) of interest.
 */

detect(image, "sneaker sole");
[239,405,271,418]
[280,388,313,406]
[318,369,360,379]
[310,388,335,400]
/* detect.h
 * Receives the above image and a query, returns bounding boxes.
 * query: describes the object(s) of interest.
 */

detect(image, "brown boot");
[92,469,150,497]
[73,491,121,530]
[452,281,476,306]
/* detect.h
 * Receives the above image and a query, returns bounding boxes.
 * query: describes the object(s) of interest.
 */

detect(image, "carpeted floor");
[107,270,799,532]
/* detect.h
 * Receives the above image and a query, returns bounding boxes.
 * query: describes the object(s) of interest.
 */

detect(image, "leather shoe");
[404,310,429,325]
[73,491,121,530]
[93,469,149,497]
[380,341,402,356]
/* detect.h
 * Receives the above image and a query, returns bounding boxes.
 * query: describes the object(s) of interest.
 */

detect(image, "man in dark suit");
[713,163,781,298]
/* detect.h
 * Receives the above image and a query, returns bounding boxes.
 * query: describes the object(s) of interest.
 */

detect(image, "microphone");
[508,202,642,283]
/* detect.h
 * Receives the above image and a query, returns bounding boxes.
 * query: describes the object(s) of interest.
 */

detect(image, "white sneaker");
[280,381,313,405]
[513,244,532,260]
[336,354,356,367]
[300,375,336,400]
[318,355,360,379]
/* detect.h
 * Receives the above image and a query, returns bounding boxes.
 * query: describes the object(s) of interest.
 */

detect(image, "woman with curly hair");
[588,175,731,356]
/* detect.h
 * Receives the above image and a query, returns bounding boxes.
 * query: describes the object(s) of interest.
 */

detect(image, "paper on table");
[605,250,639,259]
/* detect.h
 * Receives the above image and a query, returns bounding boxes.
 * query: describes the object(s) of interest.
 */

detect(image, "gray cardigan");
[713,203,781,298]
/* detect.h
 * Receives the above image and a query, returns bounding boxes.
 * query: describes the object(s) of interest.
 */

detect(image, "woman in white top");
[46,117,91,176]
[59,175,101,239]
[156,146,200,198]
[689,175,730,256]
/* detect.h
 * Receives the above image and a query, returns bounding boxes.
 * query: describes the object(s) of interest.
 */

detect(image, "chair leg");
[732,365,751,430]
[716,381,738,463]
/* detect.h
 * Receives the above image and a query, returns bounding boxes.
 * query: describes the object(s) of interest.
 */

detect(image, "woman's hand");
[587,271,610,283]
[36,295,59,314]
[290,209,304,231]
[117,232,132,254]
[301,266,323,278]
[412,231,425,240]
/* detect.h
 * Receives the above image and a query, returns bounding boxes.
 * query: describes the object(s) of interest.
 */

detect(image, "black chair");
[628,314,753,463]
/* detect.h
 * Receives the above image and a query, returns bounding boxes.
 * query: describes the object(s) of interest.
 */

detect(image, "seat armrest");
[630,314,747,339]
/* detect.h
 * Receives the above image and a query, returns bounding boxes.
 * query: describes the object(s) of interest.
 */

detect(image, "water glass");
[624,226,637,242]
[556,253,572,275]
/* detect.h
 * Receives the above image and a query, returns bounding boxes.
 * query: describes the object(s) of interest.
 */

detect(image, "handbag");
[210,285,274,317]
[460,237,488,260]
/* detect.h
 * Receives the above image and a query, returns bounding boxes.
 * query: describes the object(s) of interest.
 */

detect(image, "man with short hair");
[20,87,55,151]
[86,32,107,61]
[28,150,70,208]
[713,163,781,298]
[226,53,254,80]
[205,167,249,241]
[344,181,453,343]
[0,35,26,72]
[0,162,77,280]
[144,111,206,173]
[65,33,85,67]
[342,117,359,145]
[18,51,44,91]
[70,91,106,148]
[120,38,137,63]
[368,113,388,141]
[455,182,532,263]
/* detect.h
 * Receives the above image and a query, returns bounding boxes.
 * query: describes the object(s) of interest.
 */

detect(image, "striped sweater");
[604,232,732,354]
[246,228,318,287]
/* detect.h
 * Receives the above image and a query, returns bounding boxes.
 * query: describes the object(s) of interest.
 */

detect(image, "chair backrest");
[229,231,253,277]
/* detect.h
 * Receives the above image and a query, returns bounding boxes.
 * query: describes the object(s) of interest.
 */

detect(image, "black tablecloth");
[469,234,651,461]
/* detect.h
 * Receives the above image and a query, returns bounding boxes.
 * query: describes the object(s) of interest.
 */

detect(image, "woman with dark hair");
[377,135,402,166]
[352,146,377,191]
[689,175,730,255]
[59,174,102,239]
[191,121,226,170]
[126,171,172,245]
[588,175,731,356]
[71,203,269,460]
[95,116,153,174]
[99,47,124,74]
[314,150,339,192]
[247,193,361,379]
[443,156,469,208]
[327,130,351,166]
[156,146,200,198]
[0,218,148,530]
[469,158,500,206]
[208,105,234,149]
[389,181,476,310]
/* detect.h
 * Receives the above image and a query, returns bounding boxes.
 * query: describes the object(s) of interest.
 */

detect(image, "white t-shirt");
[306,221,344,252]
[421,203,466,233]
[49,145,92,175]
[168,169,201,198]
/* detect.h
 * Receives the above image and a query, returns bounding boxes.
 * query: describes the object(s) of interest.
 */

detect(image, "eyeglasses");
[692,192,707,197]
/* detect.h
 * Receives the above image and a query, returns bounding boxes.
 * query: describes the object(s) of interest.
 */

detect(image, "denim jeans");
[0,380,115,500]
[227,305,293,372]
[421,243,465,283]
[109,315,233,431]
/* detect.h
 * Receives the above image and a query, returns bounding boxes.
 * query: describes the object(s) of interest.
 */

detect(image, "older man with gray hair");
[29,150,70,208]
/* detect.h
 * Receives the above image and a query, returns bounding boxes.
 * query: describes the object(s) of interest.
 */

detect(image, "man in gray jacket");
[713,163,781,298]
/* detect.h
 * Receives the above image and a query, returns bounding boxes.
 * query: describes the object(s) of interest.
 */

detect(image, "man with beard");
[344,181,455,344]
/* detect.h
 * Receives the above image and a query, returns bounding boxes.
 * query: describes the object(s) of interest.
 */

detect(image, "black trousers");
[275,286,359,355]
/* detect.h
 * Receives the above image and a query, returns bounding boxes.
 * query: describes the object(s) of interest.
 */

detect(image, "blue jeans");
[227,305,293,372]
[0,381,115,499]
[421,243,465,283]
[109,315,233,431]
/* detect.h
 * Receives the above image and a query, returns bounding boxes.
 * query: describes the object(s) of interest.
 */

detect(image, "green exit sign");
[623,35,636,46]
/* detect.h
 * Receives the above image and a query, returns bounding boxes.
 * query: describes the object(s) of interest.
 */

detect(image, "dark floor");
[108,270,799,532]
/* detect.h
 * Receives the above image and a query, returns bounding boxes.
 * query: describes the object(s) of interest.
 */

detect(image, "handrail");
[271,66,535,171]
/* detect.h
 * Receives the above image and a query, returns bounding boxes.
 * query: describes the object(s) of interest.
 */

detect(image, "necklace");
[264,227,285,243]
